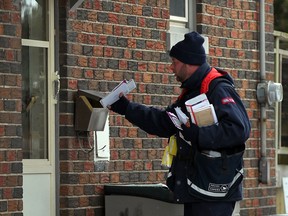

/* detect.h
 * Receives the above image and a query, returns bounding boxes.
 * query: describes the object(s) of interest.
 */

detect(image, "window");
[275,31,288,158]
[168,0,208,54]
[280,57,288,148]
[169,0,195,49]
[170,0,188,23]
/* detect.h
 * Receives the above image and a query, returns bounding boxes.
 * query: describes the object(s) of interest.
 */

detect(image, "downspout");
[258,0,270,184]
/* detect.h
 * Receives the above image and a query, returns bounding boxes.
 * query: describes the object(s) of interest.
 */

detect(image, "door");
[21,0,58,215]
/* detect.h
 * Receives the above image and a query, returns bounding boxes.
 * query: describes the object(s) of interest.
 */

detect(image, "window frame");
[168,0,196,51]
[170,0,189,23]
[275,31,288,154]
[169,0,196,30]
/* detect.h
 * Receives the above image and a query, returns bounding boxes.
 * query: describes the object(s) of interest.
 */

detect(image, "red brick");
[84,69,93,79]
[127,38,136,48]
[99,174,109,184]
[74,186,84,195]
[124,161,133,170]
[138,17,146,27]
[78,56,88,67]
[123,26,133,37]
[157,20,166,29]
[79,197,89,207]
[8,200,21,211]
[127,128,137,137]
[144,161,153,170]
[108,14,118,24]
[84,162,94,172]
[68,79,78,90]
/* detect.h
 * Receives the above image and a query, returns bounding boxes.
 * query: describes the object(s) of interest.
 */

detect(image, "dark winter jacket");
[112,62,251,203]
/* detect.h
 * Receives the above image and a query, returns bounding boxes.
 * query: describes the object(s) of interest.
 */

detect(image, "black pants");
[184,201,236,216]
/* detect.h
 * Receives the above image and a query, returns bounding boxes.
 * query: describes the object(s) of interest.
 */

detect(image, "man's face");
[170,57,189,83]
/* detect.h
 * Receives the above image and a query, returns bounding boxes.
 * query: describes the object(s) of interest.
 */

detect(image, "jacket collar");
[180,62,211,91]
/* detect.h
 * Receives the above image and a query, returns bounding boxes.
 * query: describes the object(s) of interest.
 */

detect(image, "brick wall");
[0,0,23,215]
[59,0,277,216]
[59,0,171,215]
[0,0,278,215]
[198,1,276,215]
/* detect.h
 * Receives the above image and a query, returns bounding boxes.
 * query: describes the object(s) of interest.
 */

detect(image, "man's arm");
[110,95,177,138]
[180,84,251,150]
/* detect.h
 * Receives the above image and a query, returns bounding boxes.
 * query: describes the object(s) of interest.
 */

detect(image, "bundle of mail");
[167,93,218,129]
[100,79,136,108]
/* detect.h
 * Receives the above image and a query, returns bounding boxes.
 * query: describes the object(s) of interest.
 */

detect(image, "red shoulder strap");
[200,68,224,94]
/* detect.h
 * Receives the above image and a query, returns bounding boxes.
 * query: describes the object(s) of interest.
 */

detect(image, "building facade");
[1,0,288,215]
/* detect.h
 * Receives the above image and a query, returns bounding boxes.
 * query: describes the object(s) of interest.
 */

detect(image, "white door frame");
[22,0,56,215]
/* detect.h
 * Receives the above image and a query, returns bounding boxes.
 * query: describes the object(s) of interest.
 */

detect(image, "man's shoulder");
[206,76,234,96]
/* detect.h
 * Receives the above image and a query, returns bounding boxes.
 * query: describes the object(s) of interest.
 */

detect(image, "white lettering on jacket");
[221,97,235,104]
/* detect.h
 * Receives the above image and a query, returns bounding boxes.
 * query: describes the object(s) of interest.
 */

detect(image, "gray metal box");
[75,90,108,131]
[104,184,184,216]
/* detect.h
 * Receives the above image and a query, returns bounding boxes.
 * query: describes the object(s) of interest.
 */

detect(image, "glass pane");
[21,0,48,41]
[170,0,185,17]
[281,57,288,147]
[22,46,48,159]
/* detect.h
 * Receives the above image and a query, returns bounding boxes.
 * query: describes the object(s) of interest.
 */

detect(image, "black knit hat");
[169,31,206,65]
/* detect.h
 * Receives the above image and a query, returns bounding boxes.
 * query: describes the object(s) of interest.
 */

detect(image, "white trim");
[187,168,244,198]
[169,20,187,28]
[23,159,53,173]
[274,30,288,41]
[22,39,49,48]
[47,1,56,215]
[274,48,288,56]
[179,131,191,145]
[278,148,288,155]
[170,15,188,23]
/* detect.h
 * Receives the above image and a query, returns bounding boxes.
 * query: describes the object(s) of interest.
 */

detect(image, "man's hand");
[108,93,130,115]
[181,122,199,144]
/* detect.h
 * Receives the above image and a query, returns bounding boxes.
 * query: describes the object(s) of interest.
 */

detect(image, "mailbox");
[75,89,108,131]
[104,184,184,216]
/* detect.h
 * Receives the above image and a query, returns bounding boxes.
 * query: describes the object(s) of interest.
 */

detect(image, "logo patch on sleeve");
[221,97,235,104]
